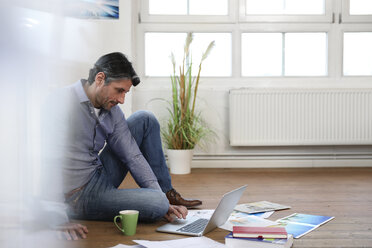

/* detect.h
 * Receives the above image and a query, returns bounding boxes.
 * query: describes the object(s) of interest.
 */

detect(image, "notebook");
[156,185,247,236]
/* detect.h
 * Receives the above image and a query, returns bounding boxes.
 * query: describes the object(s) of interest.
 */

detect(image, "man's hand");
[164,204,188,222]
[55,223,89,241]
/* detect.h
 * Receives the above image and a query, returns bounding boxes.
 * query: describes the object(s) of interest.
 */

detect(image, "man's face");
[94,78,132,110]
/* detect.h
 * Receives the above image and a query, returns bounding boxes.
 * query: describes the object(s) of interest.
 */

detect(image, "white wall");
[132,79,372,168]
[128,1,372,168]
[48,0,134,115]
[32,0,372,168]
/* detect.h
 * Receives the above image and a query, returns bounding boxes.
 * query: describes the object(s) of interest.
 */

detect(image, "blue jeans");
[67,111,172,222]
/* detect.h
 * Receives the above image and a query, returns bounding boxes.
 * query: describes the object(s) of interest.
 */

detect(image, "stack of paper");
[225,232,293,248]
[111,237,224,248]
[110,244,145,248]
[134,237,225,248]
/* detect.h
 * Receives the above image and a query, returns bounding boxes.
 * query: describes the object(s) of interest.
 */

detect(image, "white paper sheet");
[187,209,215,219]
[187,209,275,232]
[188,209,273,220]
[109,244,145,248]
[134,237,225,248]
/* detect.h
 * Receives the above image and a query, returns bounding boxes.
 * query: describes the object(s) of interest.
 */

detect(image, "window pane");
[149,0,187,15]
[350,0,372,15]
[285,0,324,14]
[145,33,231,77]
[344,33,372,76]
[149,0,228,15]
[246,0,284,14]
[145,33,186,76]
[285,33,327,76]
[246,0,324,15]
[242,33,282,76]
[189,0,228,15]
[192,33,231,76]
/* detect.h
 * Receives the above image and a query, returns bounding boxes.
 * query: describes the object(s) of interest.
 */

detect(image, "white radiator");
[229,88,372,146]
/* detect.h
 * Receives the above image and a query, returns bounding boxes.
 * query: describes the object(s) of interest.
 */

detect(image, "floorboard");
[70,168,372,248]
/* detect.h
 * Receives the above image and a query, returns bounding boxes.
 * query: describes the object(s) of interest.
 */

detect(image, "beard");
[95,89,119,110]
[101,99,118,110]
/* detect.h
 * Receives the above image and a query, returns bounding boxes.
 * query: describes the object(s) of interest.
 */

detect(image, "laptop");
[156,185,247,237]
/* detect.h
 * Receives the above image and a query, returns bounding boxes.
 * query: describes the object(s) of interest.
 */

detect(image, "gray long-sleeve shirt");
[62,80,160,193]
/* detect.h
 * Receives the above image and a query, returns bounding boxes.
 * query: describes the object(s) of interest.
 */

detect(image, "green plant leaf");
[162,32,215,150]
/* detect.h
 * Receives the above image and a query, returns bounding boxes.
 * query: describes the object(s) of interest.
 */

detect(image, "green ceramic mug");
[114,210,139,236]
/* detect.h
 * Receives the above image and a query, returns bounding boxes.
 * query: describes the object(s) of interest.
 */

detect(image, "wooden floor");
[70,168,372,248]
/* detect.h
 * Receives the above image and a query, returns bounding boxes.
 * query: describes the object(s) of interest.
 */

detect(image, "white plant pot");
[166,149,193,175]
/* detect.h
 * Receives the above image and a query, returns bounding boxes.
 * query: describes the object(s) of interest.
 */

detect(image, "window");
[191,33,232,76]
[240,0,332,22]
[344,32,372,76]
[148,0,187,15]
[245,0,325,15]
[342,0,372,22]
[341,0,372,75]
[242,33,327,77]
[242,33,282,76]
[148,0,228,15]
[145,32,232,77]
[349,0,372,15]
[138,0,372,81]
[141,0,234,22]
[189,0,228,15]
[285,33,327,76]
[145,33,185,77]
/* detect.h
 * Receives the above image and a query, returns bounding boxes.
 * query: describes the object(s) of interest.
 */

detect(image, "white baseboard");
[190,159,372,168]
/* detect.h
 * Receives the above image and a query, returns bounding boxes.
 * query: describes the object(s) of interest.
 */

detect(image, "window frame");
[341,25,372,76]
[341,0,372,23]
[239,0,334,23]
[140,0,236,23]
[142,30,234,77]
[138,23,332,79]
[239,27,330,77]
[136,24,236,79]
[135,0,372,83]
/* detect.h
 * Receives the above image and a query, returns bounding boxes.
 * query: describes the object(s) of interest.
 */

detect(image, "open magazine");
[219,210,277,231]
[234,201,291,214]
[271,213,334,238]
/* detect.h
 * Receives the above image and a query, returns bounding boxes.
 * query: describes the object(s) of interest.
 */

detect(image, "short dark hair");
[87,52,140,86]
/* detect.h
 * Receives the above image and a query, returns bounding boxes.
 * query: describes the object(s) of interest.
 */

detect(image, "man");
[58,52,202,240]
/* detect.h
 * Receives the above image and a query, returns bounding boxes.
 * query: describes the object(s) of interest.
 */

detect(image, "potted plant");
[162,32,215,174]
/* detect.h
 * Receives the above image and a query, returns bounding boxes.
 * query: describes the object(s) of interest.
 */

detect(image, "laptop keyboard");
[176,218,209,234]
